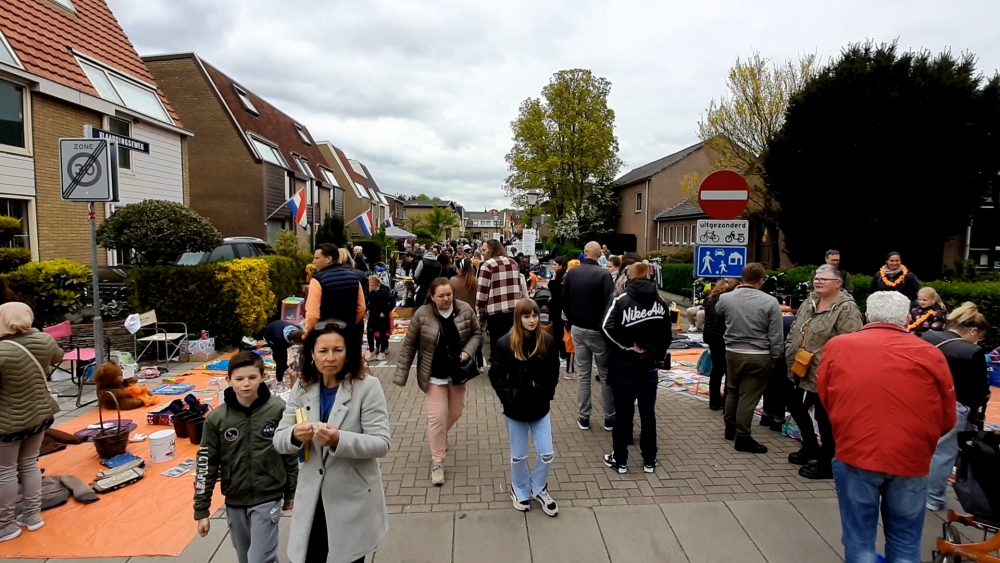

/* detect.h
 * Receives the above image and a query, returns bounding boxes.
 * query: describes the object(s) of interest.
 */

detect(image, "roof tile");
[0,0,182,125]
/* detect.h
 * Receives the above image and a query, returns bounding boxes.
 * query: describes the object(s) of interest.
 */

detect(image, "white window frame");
[247,134,287,168]
[319,168,338,186]
[105,116,133,173]
[293,154,313,178]
[402,209,408,220]
[668,225,674,245]
[75,55,173,124]
[0,28,23,69]
[635,192,642,213]
[682,225,689,245]
[294,123,311,145]
[233,85,258,116]
[691,223,697,246]
[0,77,31,156]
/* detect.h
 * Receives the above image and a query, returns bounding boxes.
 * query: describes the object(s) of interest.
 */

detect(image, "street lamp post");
[523,191,540,235]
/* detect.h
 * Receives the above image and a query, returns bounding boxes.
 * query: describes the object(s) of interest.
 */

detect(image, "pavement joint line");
[724,499,771,562]
[656,503,690,563]
[789,498,843,556]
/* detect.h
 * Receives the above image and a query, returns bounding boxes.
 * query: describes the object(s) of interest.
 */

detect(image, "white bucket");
[149,429,177,463]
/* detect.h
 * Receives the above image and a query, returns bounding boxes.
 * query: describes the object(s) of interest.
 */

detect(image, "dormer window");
[234,86,258,116]
[77,57,172,124]
[293,155,313,178]
[294,123,311,145]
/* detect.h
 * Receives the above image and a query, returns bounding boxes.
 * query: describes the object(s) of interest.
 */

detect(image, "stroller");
[932,403,1000,562]
[533,286,553,337]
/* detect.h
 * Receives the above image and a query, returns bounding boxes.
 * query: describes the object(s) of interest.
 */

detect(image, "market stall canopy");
[386,226,416,239]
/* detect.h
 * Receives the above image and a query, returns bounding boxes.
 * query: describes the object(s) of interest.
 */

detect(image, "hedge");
[0,248,31,274]
[925,281,1000,350]
[6,259,91,325]
[661,263,694,295]
[259,255,301,317]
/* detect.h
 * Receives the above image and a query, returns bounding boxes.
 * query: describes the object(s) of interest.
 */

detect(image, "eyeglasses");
[313,319,348,332]
[813,278,840,284]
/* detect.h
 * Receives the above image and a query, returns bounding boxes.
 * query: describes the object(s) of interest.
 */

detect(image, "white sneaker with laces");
[534,488,559,516]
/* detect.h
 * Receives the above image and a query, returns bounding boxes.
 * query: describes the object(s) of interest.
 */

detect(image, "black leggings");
[787,387,835,462]
[367,325,390,353]
[305,501,366,563]
[707,338,726,405]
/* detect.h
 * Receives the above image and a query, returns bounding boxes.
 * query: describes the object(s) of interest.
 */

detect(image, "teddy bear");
[94,362,156,410]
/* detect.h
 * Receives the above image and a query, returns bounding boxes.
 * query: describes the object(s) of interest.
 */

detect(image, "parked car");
[98,237,272,285]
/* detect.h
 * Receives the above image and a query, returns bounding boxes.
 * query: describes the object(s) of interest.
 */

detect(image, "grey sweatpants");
[227,499,281,563]
[0,431,45,530]
[572,326,615,421]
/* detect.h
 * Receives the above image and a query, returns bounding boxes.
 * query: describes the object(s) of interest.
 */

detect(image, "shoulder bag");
[791,323,815,378]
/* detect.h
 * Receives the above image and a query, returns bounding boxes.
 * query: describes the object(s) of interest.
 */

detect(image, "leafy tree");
[274,230,302,258]
[408,205,459,241]
[96,200,222,265]
[315,213,348,246]
[504,69,624,242]
[364,226,395,261]
[764,41,1000,278]
[697,52,817,268]
[0,216,30,273]
[416,194,442,202]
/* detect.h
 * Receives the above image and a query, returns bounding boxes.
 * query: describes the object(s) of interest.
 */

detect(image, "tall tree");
[408,205,459,241]
[315,213,348,247]
[764,41,1000,278]
[504,69,624,241]
[698,52,817,267]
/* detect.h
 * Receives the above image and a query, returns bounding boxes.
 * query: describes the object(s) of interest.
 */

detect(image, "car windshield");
[176,252,207,266]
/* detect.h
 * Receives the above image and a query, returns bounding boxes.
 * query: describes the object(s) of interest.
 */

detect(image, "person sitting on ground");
[366,276,394,362]
[784,265,863,480]
[489,299,560,516]
[818,291,955,562]
[602,262,671,475]
[870,251,920,303]
[716,263,783,454]
[195,351,297,563]
[262,320,305,383]
[908,287,948,335]
[920,302,990,511]
[0,302,64,542]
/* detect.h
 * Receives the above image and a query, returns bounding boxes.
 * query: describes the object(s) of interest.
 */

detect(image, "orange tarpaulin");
[1,371,226,559]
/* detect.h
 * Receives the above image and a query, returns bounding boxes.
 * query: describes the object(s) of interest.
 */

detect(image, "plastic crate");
[988,361,1000,388]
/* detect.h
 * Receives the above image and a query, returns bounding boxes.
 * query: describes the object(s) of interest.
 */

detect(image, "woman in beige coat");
[394,278,481,486]
[274,320,391,563]
[0,302,64,542]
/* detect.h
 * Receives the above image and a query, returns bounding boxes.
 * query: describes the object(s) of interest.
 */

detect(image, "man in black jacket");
[600,262,671,474]
[563,241,617,431]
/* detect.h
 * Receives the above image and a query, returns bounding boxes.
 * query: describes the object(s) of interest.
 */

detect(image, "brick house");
[465,210,504,241]
[315,141,390,237]
[613,142,713,256]
[402,199,461,241]
[0,0,191,264]
[384,194,406,228]
[143,53,343,244]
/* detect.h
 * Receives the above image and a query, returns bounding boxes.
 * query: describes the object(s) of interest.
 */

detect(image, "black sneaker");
[643,460,657,474]
[577,418,590,430]
[603,453,627,474]
[603,418,614,431]
[724,423,735,440]
[798,462,833,480]
[788,448,818,466]
[734,436,768,454]
[509,485,530,512]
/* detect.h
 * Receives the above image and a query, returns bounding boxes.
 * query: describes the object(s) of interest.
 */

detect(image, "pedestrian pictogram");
[698,170,749,220]
[696,246,747,277]
[59,138,119,202]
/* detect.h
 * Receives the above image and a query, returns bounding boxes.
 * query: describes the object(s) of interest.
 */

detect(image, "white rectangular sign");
[522,228,536,256]
[696,219,748,246]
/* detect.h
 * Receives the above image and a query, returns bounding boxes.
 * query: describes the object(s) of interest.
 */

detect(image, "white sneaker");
[0,525,21,542]
[509,485,530,512]
[431,463,445,486]
[534,488,559,516]
[15,514,44,531]
[376,353,386,361]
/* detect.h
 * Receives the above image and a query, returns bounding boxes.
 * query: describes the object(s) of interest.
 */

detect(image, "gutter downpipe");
[644,179,650,255]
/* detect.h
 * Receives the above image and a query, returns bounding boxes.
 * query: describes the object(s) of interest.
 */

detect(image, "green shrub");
[274,230,302,258]
[551,245,583,259]
[96,200,222,265]
[216,258,274,335]
[851,275,873,311]
[661,263,694,294]
[127,264,240,345]
[6,259,91,324]
[259,255,301,317]
[0,247,31,274]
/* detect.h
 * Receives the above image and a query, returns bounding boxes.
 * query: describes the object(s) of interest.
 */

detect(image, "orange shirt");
[304,279,366,333]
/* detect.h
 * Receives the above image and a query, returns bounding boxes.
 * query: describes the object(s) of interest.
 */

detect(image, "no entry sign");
[698,170,749,220]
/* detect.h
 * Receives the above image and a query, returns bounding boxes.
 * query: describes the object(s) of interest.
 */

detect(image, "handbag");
[790,324,815,378]
[452,353,480,385]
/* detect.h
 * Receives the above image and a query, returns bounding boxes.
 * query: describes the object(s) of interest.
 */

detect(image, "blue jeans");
[833,459,927,563]
[926,402,970,509]
[505,415,553,502]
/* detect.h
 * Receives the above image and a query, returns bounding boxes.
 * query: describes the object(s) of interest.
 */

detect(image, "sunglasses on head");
[313,319,348,332]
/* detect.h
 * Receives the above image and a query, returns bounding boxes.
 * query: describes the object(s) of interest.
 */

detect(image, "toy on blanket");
[95,362,157,410]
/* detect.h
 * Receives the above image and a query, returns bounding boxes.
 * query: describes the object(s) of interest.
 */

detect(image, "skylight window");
[234,86,258,116]
[320,168,338,186]
[293,155,313,178]
[294,124,311,145]
[0,29,21,68]
[49,0,76,11]
[77,58,172,124]
[249,136,286,167]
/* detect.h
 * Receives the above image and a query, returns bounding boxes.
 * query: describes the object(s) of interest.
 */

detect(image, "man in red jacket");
[818,291,956,563]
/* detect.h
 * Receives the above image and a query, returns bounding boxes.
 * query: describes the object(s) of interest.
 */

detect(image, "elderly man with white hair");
[817,291,956,563]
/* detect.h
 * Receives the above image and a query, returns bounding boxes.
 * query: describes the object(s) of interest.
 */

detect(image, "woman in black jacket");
[366,276,395,361]
[702,279,735,410]
[547,257,568,366]
[489,299,559,517]
[870,251,920,303]
[920,302,990,511]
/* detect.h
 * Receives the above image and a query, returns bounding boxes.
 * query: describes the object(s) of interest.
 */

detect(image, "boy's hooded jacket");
[602,277,672,362]
[194,383,298,520]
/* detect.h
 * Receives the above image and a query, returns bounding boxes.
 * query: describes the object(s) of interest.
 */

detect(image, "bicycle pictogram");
[699,230,719,243]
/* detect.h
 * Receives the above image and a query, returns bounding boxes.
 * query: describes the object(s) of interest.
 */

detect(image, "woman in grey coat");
[274,320,391,563]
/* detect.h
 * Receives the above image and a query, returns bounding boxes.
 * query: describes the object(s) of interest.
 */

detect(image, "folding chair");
[133,310,188,371]
[43,321,107,407]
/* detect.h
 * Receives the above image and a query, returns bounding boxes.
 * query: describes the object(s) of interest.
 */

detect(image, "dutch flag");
[385,214,395,228]
[356,210,375,237]
[287,189,308,228]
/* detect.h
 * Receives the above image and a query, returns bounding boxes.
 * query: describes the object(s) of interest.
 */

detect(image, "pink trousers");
[425,383,466,462]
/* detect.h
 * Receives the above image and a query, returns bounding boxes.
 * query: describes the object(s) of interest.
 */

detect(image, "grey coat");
[273,374,391,563]
[0,330,64,438]
[394,300,482,392]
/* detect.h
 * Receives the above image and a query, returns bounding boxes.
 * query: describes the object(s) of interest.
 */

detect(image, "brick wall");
[31,94,106,264]
[144,56,264,238]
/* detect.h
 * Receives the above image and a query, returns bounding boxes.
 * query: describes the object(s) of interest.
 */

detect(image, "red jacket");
[817,323,956,477]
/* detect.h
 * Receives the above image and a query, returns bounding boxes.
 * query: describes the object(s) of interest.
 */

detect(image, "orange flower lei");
[879,265,909,288]
[907,309,934,331]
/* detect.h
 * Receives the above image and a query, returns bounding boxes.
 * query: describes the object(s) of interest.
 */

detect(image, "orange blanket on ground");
[1,371,225,559]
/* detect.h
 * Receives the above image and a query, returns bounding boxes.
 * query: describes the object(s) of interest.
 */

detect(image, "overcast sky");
[108,0,1000,211]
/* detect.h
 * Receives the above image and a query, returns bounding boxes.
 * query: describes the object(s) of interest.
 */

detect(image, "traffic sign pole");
[88,202,103,368]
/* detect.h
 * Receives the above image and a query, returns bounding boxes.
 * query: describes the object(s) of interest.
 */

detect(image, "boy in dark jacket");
[262,320,305,383]
[601,262,671,474]
[194,351,297,563]
[367,276,395,360]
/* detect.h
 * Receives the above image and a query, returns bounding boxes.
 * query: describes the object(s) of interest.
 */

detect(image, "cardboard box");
[393,307,414,319]
[180,338,216,362]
